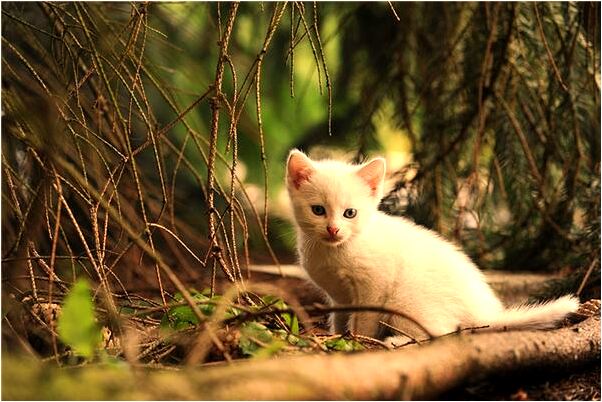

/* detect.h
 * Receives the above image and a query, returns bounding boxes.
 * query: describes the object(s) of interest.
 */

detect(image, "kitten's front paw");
[383,335,418,349]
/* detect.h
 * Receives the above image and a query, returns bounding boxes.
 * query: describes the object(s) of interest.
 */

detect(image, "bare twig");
[577,258,598,297]
[387,1,401,22]
[533,3,569,92]
[206,2,239,291]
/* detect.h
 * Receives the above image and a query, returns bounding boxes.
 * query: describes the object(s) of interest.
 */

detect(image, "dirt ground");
[444,363,600,400]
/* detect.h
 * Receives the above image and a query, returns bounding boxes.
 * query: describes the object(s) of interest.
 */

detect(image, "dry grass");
[1,2,333,365]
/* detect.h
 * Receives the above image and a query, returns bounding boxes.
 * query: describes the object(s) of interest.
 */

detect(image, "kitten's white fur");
[286,149,579,346]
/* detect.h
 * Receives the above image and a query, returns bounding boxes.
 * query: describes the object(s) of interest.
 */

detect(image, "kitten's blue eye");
[343,208,357,219]
[311,205,326,216]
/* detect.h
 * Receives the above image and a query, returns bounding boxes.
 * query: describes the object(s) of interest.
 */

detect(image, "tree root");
[185,316,600,400]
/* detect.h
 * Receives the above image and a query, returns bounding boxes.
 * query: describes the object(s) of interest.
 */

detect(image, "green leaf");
[239,321,286,359]
[260,296,300,334]
[252,339,286,359]
[261,295,287,309]
[290,315,299,335]
[239,321,274,356]
[57,279,101,359]
[273,330,310,348]
[161,290,219,330]
[324,337,365,352]
[292,336,310,348]
[163,305,200,330]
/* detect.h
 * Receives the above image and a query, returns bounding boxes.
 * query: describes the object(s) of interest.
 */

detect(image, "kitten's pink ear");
[357,158,386,197]
[287,150,314,190]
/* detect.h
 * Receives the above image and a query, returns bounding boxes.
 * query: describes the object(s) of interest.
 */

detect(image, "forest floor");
[3,266,599,400]
[445,362,600,400]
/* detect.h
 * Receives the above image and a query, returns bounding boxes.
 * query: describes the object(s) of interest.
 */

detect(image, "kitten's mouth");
[323,236,343,245]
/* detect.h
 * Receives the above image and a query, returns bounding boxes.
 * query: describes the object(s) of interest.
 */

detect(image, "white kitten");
[285,149,579,346]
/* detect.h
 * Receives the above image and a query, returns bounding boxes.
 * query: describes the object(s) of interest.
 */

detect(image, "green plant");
[324,336,365,352]
[57,279,102,359]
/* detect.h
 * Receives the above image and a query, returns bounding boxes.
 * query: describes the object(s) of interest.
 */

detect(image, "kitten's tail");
[489,295,579,331]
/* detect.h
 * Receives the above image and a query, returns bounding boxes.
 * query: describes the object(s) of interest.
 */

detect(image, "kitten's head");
[286,149,385,246]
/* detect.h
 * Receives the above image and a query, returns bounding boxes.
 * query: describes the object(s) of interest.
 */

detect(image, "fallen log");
[3,316,599,400]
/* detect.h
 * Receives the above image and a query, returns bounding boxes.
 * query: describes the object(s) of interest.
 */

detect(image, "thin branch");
[387,1,401,22]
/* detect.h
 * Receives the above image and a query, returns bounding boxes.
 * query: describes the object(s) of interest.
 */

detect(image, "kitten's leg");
[348,311,383,338]
[383,335,417,349]
[330,312,351,334]
[384,316,435,348]
[324,295,351,334]
[347,291,387,338]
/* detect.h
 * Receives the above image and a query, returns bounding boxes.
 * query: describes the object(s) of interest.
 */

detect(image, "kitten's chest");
[301,242,378,304]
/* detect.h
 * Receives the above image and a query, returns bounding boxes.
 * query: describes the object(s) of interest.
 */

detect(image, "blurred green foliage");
[57,279,101,359]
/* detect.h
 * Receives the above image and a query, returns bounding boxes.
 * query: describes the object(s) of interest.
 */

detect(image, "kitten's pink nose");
[326,226,339,237]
